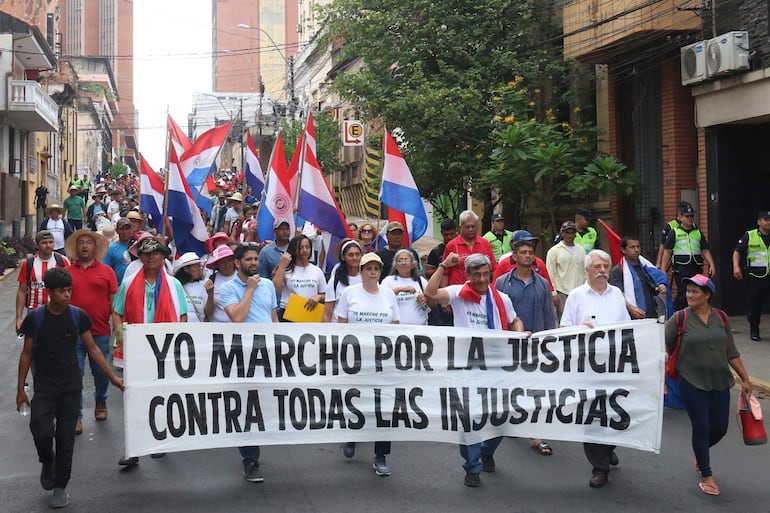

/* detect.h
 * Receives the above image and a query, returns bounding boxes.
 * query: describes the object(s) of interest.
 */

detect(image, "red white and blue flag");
[379,131,428,247]
[168,143,208,256]
[245,130,265,199]
[139,154,164,221]
[167,114,192,159]
[179,123,231,214]
[257,135,296,242]
[297,113,352,267]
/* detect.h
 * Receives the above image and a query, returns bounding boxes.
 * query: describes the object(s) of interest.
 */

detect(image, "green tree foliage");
[109,161,129,179]
[484,79,637,234]
[321,0,566,221]
[280,114,345,176]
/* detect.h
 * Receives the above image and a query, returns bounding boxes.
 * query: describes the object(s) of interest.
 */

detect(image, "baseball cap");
[116,218,132,228]
[576,208,592,220]
[387,221,404,232]
[682,273,715,293]
[273,218,291,229]
[512,230,539,244]
[360,252,383,268]
[36,230,54,243]
[491,214,505,222]
[560,220,577,232]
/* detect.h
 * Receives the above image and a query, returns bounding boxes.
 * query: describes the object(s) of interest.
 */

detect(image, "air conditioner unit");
[707,31,750,76]
[681,40,709,85]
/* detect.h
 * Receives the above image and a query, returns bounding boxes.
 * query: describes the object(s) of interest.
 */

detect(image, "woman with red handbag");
[664,274,752,496]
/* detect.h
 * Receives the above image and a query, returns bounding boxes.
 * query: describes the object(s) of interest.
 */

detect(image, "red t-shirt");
[66,261,118,336]
[18,254,70,309]
[442,236,497,286]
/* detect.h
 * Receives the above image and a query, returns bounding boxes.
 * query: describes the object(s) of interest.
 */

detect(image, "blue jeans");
[77,335,111,419]
[678,377,730,478]
[460,437,503,474]
[239,446,260,466]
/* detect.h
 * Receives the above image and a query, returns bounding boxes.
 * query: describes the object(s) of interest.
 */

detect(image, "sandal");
[531,441,553,456]
[698,481,720,496]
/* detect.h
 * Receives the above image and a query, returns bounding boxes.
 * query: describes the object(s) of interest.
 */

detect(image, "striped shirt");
[17,254,70,309]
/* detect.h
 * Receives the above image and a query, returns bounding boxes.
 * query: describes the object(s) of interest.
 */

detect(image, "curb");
[733,371,770,398]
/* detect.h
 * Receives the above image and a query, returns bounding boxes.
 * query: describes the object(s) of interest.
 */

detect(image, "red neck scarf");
[124,266,179,323]
[457,282,509,330]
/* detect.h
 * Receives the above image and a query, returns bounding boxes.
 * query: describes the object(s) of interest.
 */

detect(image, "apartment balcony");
[563,0,701,62]
[6,80,59,132]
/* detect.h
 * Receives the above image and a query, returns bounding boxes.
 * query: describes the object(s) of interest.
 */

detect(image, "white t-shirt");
[107,199,121,218]
[182,280,208,322]
[325,270,362,322]
[445,284,516,330]
[225,207,240,226]
[45,218,66,250]
[279,263,327,308]
[209,272,236,322]
[381,274,429,325]
[336,283,400,324]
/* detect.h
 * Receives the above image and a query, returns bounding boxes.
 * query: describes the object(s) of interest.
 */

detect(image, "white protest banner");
[123,320,665,457]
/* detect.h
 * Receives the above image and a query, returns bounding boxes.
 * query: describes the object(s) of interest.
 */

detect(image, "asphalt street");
[1,267,769,513]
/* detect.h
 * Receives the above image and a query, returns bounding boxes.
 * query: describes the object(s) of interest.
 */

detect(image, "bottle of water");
[19,383,30,416]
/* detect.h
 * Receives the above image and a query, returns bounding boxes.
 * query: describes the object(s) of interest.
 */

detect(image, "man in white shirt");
[560,249,630,489]
[425,252,523,488]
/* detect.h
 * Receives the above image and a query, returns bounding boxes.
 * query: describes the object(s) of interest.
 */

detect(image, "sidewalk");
[725,315,770,396]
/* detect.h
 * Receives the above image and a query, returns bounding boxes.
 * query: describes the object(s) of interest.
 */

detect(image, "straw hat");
[99,224,118,243]
[65,229,109,261]
[46,203,63,214]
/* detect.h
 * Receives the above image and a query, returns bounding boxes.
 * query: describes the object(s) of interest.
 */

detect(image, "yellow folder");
[283,293,324,322]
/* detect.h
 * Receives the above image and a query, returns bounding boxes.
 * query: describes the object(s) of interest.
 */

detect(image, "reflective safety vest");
[575,227,597,253]
[672,227,703,266]
[746,229,770,278]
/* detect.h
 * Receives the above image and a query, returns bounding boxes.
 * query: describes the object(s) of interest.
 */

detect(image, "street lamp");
[237,23,297,119]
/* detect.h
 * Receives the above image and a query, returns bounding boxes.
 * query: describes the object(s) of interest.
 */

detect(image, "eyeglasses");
[361,229,373,233]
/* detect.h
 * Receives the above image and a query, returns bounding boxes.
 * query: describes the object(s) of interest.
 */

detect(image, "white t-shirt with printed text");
[445,284,516,330]
[279,263,327,308]
[381,274,429,325]
[336,283,400,324]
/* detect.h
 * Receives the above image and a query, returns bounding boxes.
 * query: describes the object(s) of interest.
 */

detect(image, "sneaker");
[589,471,608,488]
[464,472,481,487]
[40,462,55,490]
[372,456,391,476]
[242,461,264,483]
[342,442,356,459]
[481,454,495,473]
[49,488,70,509]
[118,456,139,466]
[609,452,619,466]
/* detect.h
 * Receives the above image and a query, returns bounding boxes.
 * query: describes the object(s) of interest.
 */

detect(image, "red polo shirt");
[442,235,497,285]
[67,260,118,336]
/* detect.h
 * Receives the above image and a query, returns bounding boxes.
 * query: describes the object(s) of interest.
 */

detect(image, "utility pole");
[258,76,264,162]
[289,56,296,119]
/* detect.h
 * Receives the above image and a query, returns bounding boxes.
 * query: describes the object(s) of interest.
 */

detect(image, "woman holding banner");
[336,252,400,477]
[381,249,430,325]
[322,239,362,322]
[272,235,327,321]
[664,274,752,496]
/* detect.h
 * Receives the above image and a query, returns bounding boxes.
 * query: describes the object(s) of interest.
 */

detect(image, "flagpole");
[292,117,309,232]
[375,131,386,251]
[160,110,172,238]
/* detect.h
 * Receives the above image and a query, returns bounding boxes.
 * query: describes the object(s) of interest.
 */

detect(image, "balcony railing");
[6,80,59,132]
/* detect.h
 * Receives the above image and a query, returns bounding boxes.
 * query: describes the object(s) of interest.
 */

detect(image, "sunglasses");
[361,229,373,233]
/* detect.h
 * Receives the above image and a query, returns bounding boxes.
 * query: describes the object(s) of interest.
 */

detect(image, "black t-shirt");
[426,243,446,269]
[35,186,49,208]
[20,306,92,393]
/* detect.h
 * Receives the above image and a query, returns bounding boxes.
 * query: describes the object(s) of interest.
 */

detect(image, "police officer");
[656,201,693,269]
[483,213,513,262]
[662,203,715,310]
[574,208,598,253]
[732,210,770,341]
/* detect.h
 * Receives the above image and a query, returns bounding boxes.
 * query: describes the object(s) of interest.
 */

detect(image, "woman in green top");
[665,274,752,497]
